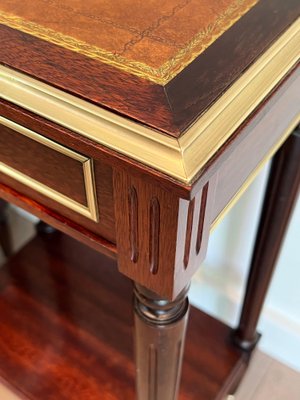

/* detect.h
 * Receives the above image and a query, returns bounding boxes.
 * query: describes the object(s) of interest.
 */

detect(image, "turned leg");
[0,199,13,257]
[36,220,57,234]
[134,284,189,400]
[234,128,300,350]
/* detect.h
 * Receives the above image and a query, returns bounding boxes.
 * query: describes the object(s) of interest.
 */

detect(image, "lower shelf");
[0,232,250,400]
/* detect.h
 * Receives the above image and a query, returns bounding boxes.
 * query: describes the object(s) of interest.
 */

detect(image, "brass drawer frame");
[0,117,98,222]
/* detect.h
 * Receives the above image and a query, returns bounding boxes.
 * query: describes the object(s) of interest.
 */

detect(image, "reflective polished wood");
[0,2,299,399]
[0,231,247,400]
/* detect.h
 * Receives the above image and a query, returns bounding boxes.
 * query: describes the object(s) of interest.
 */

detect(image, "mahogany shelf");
[0,232,250,400]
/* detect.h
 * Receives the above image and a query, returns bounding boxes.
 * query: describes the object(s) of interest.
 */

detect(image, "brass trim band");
[0,117,99,222]
[211,117,300,231]
[1,19,299,184]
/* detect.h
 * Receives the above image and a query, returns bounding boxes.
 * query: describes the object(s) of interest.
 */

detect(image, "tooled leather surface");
[0,0,258,83]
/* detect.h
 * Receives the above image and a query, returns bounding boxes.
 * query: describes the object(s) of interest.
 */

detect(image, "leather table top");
[0,0,257,83]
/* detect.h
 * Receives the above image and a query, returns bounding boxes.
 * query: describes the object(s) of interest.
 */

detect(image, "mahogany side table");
[0,1,299,399]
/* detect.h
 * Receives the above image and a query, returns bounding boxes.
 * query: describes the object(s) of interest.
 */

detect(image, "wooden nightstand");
[0,1,299,399]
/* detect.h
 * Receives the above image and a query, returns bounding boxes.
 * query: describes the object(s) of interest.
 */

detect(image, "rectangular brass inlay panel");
[0,0,258,83]
[0,117,98,222]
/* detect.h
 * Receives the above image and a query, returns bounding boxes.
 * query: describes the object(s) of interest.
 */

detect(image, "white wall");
[190,162,300,371]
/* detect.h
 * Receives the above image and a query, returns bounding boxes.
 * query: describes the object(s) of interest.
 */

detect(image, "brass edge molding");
[0,65,187,181]
[0,117,99,222]
[179,19,300,180]
[0,18,299,184]
[211,117,300,232]
[0,0,258,84]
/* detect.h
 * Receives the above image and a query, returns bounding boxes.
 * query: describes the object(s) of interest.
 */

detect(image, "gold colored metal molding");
[211,116,300,231]
[1,19,299,184]
[0,117,99,222]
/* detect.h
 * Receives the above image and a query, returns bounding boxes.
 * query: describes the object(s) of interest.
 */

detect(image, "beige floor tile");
[235,351,273,400]
[251,359,300,400]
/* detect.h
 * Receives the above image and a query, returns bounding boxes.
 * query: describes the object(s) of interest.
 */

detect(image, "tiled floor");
[235,351,300,400]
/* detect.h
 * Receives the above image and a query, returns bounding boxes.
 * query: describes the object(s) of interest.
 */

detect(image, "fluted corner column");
[134,284,190,400]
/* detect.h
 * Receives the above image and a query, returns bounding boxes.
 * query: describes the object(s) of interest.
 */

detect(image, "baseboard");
[190,269,300,372]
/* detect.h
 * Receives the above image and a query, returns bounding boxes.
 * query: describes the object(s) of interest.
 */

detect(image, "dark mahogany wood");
[189,63,300,197]
[0,24,176,135]
[165,0,300,131]
[0,183,117,260]
[0,168,116,243]
[0,123,88,206]
[134,284,189,400]
[113,169,216,299]
[1,0,299,136]
[0,2,298,398]
[234,127,300,350]
[0,99,191,199]
[0,199,12,257]
[1,64,299,207]
[211,67,300,222]
[0,66,298,299]
[0,109,117,243]
[0,231,250,400]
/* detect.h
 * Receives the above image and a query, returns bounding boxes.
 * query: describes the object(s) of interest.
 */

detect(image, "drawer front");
[0,117,98,221]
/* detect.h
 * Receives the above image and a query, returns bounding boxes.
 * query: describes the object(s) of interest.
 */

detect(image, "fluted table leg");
[134,284,189,400]
[234,128,300,350]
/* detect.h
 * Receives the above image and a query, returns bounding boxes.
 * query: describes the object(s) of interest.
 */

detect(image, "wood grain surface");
[0,99,192,199]
[211,67,300,222]
[0,66,298,300]
[113,169,217,299]
[0,123,88,206]
[0,231,250,400]
[165,0,300,132]
[0,183,117,259]
[1,0,298,135]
